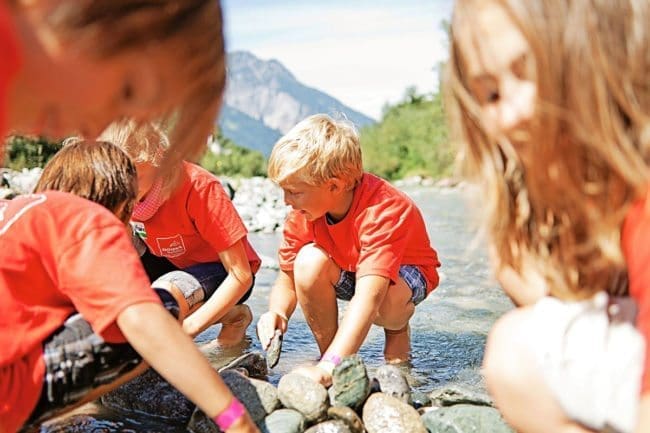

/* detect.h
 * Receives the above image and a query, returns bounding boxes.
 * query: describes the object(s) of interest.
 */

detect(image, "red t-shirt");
[134,162,261,273]
[0,192,160,433]
[0,1,21,140]
[279,173,440,293]
[622,191,650,394]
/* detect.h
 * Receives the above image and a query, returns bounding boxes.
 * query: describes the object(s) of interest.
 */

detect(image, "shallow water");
[40,187,513,432]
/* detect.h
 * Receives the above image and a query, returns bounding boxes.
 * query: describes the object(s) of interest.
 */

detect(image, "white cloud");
[222,1,453,120]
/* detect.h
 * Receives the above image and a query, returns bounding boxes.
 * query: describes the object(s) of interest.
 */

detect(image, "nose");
[497,74,536,133]
[283,191,293,207]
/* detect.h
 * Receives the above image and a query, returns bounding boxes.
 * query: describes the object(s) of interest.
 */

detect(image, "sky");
[221,0,455,120]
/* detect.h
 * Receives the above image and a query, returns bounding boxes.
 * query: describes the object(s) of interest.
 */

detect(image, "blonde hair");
[100,119,181,196]
[34,139,137,222]
[447,0,650,299]
[11,0,226,172]
[268,114,363,188]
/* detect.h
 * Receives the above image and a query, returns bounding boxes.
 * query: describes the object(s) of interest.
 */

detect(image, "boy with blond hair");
[257,114,440,385]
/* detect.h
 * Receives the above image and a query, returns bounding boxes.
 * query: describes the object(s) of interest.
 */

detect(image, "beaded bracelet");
[213,398,245,431]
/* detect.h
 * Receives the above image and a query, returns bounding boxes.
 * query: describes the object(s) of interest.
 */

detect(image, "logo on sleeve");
[156,234,187,258]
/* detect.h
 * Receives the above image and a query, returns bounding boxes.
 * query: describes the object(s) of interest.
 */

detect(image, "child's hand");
[293,364,333,388]
[225,411,259,433]
[256,311,287,350]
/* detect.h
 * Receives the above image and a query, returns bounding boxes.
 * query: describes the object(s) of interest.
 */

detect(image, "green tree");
[4,135,62,169]
[200,131,267,177]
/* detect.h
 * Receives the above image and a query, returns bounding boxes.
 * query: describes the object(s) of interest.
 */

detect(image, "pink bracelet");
[213,398,245,431]
[320,352,342,366]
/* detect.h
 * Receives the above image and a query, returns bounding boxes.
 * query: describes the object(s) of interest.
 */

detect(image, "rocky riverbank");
[42,352,513,433]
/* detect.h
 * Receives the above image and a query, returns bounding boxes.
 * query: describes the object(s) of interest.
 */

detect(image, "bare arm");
[256,269,297,349]
[635,394,650,433]
[117,302,258,432]
[183,240,253,337]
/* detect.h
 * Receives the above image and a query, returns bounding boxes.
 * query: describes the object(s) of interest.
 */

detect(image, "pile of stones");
[93,352,513,433]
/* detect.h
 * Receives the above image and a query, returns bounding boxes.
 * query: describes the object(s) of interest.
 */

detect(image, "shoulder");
[357,173,415,212]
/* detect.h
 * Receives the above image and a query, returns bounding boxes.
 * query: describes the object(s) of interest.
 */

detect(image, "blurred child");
[0,140,257,433]
[3,0,225,169]
[256,114,441,385]
[100,120,260,345]
[447,1,650,432]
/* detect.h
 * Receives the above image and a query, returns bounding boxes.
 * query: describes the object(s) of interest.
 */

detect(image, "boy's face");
[134,162,158,202]
[280,178,343,222]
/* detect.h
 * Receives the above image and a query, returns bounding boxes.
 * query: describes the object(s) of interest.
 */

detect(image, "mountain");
[218,51,375,156]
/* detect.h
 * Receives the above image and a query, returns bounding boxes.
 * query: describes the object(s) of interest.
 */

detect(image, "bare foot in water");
[215,304,253,347]
[384,324,411,364]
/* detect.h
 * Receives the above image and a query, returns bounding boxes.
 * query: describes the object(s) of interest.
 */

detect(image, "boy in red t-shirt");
[0,140,257,433]
[256,114,441,385]
[100,121,260,346]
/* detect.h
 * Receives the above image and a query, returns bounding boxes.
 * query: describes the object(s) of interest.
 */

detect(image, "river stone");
[304,420,352,433]
[429,385,493,407]
[327,406,364,433]
[266,329,283,368]
[187,408,221,433]
[362,393,426,433]
[420,404,514,433]
[218,351,268,379]
[249,377,281,414]
[331,355,370,410]
[277,373,329,423]
[373,364,411,404]
[411,390,432,409]
[100,369,194,424]
[220,370,267,423]
[261,409,306,433]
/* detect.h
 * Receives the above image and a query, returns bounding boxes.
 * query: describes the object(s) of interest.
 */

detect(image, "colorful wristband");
[213,398,245,431]
[320,352,342,366]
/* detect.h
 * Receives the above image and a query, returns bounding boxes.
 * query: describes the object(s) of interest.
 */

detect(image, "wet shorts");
[334,265,428,305]
[24,289,179,428]
[524,292,644,433]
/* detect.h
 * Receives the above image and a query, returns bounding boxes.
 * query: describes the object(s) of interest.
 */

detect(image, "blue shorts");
[334,265,428,305]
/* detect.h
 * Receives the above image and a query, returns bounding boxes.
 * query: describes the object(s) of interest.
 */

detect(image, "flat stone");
[327,406,364,433]
[218,351,268,379]
[304,420,352,433]
[362,393,427,433]
[261,409,306,433]
[249,377,281,414]
[331,355,370,410]
[420,404,514,433]
[277,373,329,423]
[265,329,283,368]
[100,369,194,424]
[373,364,411,404]
[428,385,493,408]
[220,370,268,423]
[411,391,432,409]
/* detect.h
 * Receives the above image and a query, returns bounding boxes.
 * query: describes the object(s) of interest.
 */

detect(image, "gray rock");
[331,355,370,410]
[428,385,493,408]
[249,377,281,414]
[304,420,352,433]
[100,369,194,424]
[327,406,364,433]
[411,391,432,409]
[373,365,411,405]
[220,370,268,424]
[261,409,306,433]
[420,404,514,433]
[278,373,329,423]
[362,393,426,433]
[266,329,283,368]
[218,351,268,379]
[187,408,221,433]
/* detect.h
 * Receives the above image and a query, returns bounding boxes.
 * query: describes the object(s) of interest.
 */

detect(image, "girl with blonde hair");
[447,0,650,432]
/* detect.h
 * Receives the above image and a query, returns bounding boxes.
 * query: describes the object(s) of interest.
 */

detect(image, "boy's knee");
[294,244,337,289]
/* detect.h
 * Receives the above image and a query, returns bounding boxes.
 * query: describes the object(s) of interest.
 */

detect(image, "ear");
[328,177,346,193]
[119,57,162,112]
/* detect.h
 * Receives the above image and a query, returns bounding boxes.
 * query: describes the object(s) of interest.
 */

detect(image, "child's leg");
[293,243,341,354]
[214,303,253,346]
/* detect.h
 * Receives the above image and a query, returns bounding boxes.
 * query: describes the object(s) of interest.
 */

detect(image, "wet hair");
[268,114,363,189]
[13,0,226,172]
[34,139,137,222]
[447,0,650,298]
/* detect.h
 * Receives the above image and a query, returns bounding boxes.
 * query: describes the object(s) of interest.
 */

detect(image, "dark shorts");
[334,265,428,305]
[24,290,179,428]
[140,250,253,304]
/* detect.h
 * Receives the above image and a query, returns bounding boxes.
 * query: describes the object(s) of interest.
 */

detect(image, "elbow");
[231,268,254,293]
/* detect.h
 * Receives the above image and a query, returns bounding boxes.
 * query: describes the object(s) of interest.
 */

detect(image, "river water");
[40,186,514,432]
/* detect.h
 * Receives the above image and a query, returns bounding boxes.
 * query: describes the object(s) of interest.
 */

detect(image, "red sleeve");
[278,210,314,271]
[57,220,160,341]
[622,196,650,394]
[188,179,248,253]
[356,197,410,283]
